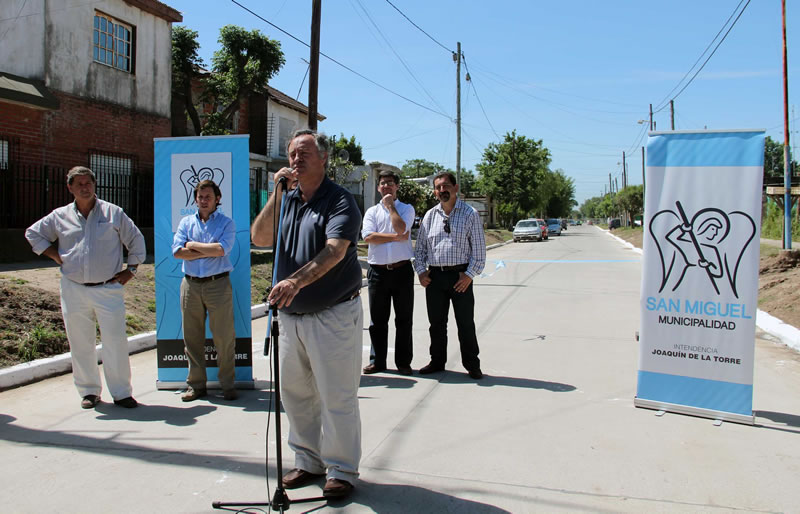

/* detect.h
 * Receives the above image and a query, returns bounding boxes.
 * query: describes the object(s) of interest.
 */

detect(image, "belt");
[290,288,361,316]
[428,264,468,272]
[82,278,117,287]
[185,271,229,282]
[370,260,410,270]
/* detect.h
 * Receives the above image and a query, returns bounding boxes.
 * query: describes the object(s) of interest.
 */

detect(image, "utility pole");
[670,100,675,130]
[782,0,792,249]
[649,103,654,131]
[455,42,462,186]
[642,145,646,213]
[609,173,613,195]
[307,0,322,130]
[622,151,627,188]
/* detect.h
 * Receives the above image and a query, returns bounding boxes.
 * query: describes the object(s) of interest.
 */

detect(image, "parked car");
[546,218,562,236]
[513,219,545,242]
[609,218,621,229]
[560,218,568,230]
[536,219,549,239]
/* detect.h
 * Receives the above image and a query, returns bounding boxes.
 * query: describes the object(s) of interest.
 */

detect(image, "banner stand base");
[634,397,754,426]
[156,380,255,391]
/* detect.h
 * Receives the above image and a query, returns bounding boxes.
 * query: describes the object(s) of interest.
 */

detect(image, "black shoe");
[468,369,483,380]
[397,366,413,376]
[113,396,138,408]
[419,362,445,374]
[362,363,386,374]
[81,395,101,409]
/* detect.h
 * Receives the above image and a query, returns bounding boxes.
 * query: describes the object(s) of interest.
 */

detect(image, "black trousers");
[425,268,481,371]
[367,262,414,368]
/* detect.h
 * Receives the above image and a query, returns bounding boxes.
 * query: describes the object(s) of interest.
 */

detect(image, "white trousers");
[60,277,132,400]
[278,296,363,484]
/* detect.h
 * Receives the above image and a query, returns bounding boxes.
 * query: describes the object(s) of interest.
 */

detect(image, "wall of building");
[1,90,169,169]
[0,0,173,117]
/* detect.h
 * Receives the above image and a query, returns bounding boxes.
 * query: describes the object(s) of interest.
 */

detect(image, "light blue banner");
[153,136,253,387]
[637,129,764,422]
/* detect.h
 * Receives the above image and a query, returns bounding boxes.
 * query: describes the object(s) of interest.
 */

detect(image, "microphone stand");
[213,177,325,512]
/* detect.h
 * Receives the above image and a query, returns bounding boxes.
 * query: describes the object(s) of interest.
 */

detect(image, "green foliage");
[125,314,147,336]
[459,169,478,196]
[400,159,446,178]
[18,324,63,362]
[397,180,436,215]
[171,26,204,135]
[200,112,231,135]
[761,199,800,241]
[764,136,798,182]
[543,169,577,217]
[333,134,365,166]
[476,130,552,226]
[615,185,644,224]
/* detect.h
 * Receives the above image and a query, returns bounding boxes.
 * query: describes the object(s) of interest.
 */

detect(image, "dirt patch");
[611,227,800,329]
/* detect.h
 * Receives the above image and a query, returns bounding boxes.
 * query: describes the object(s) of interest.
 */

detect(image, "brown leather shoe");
[113,396,138,408]
[81,395,101,409]
[362,363,386,374]
[397,366,413,376]
[181,387,207,402]
[282,468,325,489]
[322,478,354,499]
[468,368,483,380]
[223,389,238,401]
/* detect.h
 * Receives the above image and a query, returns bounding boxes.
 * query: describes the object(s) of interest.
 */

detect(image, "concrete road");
[1,225,799,513]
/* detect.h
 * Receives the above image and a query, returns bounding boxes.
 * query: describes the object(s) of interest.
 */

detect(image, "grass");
[18,324,64,362]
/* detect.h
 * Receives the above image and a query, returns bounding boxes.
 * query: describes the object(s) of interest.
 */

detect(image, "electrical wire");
[654,0,751,112]
[229,0,452,120]
[351,0,449,116]
[383,0,453,54]
[462,54,500,140]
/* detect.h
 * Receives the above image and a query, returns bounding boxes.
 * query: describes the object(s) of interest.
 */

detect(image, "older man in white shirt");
[361,170,416,375]
[26,166,146,409]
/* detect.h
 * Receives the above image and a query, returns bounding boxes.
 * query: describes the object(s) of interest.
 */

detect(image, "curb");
[598,225,800,353]
[1,240,517,390]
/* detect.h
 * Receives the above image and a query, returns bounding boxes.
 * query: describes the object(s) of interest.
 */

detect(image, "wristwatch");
[127,266,138,276]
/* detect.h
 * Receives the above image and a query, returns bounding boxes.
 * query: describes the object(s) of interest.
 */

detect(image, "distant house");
[0,0,182,234]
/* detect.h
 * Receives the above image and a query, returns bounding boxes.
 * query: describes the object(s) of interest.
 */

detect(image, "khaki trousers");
[180,276,236,390]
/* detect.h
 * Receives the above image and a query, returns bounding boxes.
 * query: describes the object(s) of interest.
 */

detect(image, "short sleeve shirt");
[275,177,363,314]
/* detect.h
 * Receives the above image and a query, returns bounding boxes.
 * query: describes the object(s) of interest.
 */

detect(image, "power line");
[229,0,451,120]
[654,0,751,112]
[351,0,448,116]
[462,54,500,140]
[383,0,453,54]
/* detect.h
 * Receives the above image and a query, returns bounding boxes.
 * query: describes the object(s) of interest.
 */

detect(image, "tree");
[764,135,798,184]
[332,134,365,165]
[397,179,436,215]
[400,159,446,178]
[171,26,204,136]
[201,25,285,135]
[542,169,576,217]
[476,130,551,227]
[459,169,478,196]
[615,185,644,226]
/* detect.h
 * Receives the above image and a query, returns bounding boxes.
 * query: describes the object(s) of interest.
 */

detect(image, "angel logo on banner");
[179,165,225,207]
[649,201,756,298]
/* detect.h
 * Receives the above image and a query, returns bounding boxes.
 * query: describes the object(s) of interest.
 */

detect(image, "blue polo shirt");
[276,177,362,314]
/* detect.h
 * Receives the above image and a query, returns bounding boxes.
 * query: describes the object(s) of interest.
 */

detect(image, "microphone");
[277,176,288,187]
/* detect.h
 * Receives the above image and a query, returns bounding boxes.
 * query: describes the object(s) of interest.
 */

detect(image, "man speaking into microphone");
[251,129,363,499]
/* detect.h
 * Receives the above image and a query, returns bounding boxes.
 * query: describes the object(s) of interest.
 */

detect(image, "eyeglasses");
[443,217,451,234]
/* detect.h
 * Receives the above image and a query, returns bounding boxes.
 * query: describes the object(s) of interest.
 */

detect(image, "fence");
[0,162,154,229]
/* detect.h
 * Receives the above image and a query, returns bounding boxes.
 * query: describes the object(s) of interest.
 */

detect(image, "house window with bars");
[89,150,135,211]
[278,117,296,158]
[0,139,8,170]
[93,12,134,73]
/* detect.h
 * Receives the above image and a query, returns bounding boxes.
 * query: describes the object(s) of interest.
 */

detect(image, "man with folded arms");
[172,179,237,402]
[413,171,486,379]
[251,129,363,500]
[361,170,415,376]
[25,166,145,409]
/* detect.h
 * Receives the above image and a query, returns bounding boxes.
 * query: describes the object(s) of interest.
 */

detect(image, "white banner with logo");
[635,130,764,424]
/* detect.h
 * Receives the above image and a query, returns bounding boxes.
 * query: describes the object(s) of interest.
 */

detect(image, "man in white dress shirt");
[361,170,416,375]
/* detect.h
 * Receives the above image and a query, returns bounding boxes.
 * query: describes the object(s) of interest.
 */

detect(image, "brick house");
[0,0,182,257]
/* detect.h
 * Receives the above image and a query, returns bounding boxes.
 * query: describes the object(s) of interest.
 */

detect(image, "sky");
[166,0,798,207]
